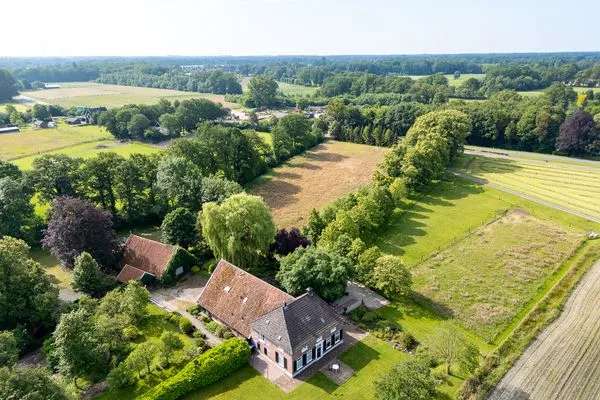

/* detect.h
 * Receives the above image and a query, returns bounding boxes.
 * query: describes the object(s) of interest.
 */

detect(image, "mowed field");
[0,123,112,161]
[460,145,600,223]
[21,82,240,109]
[249,140,388,228]
[489,258,600,400]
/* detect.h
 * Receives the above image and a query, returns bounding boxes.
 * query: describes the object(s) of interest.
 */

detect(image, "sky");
[1,0,598,57]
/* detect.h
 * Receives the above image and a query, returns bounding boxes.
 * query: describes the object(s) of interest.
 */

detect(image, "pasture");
[12,140,161,170]
[0,123,112,161]
[412,209,583,341]
[0,102,29,112]
[460,145,600,222]
[404,73,486,87]
[21,82,241,109]
[276,81,319,96]
[249,140,388,228]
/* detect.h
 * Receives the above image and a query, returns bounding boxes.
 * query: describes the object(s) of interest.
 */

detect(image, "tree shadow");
[303,151,349,162]
[339,339,382,372]
[305,373,339,394]
[463,155,524,176]
[271,171,302,180]
[288,161,322,170]
[252,180,302,210]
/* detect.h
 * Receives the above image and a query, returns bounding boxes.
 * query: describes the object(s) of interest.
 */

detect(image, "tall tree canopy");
[276,247,353,301]
[0,69,19,101]
[247,75,279,108]
[556,109,599,155]
[0,237,60,340]
[200,193,276,269]
[375,359,436,400]
[42,197,119,268]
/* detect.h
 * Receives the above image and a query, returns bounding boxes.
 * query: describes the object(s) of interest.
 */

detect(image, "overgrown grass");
[412,210,583,342]
[276,82,319,97]
[463,240,600,399]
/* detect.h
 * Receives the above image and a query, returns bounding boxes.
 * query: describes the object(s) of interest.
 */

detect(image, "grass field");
[518,86,600,97]
[249,140,388,228]
[276,82,319,97]
[12,140,161,170]
[412,209,583,341]
[460,146,600,222]
[0,102,29,112]
[0,123,112,161]
[21,82,241,109]
[404,74,486,87]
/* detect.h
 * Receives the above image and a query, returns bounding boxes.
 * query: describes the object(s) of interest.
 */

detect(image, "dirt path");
[488,259,600,400]
[453,171,600,224]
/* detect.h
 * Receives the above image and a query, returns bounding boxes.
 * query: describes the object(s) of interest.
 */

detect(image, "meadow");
[276,81,319,96]
[249,140,388,228]
[460,145,600,222]
[0,123,112,161]
[21,82,241,109]
[0,102,29,112]
[405,73,486,87]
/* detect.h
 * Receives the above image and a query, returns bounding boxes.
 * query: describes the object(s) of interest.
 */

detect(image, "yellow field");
[0,103,30,112]
[21,82,240,109]
[461,146,600,222]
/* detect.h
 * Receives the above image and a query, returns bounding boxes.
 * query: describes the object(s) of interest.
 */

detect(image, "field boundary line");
[452,170,600,224]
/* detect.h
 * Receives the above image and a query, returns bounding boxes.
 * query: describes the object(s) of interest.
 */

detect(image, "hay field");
[460,146,600,222]
[0,123,112,161]
[412,210,583,341]
[249,140,387,228]
[21,82,240,109]
[489,258,600,400]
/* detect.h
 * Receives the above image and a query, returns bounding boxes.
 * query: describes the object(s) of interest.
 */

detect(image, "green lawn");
[460,148,600,221]
[0,122,112,161]
[12,140,162,170]
[403,74,486,87]
[276,82,319,97]
[0,102,29,112]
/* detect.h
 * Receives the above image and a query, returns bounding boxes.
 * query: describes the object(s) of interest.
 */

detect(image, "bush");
[361,311,381,324]
[186,305,202,317]
[205,320,220,335]
[190,265,201,275]
[123,325,142,341]
[179,318,194,335]
[139,338,250,400]
[107,362,136,389]
[222,331,234,339]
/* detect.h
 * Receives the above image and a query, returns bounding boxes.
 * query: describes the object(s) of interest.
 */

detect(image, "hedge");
[138,338,250,400]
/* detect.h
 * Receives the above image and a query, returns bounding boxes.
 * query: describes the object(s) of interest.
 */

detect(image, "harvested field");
[412,210,583,342]
[249,140,387,228]
[489,259,600,400]
[21,82,240,109]
[460,146,600,222]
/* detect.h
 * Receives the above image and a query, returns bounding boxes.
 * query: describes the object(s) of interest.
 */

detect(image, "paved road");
[489,260,600,400]
[453,171,600,224]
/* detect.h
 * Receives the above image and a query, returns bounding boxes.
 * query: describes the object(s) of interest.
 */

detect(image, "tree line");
[97,68,242,95]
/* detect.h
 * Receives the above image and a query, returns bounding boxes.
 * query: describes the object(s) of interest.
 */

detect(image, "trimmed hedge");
[138,338,250,400]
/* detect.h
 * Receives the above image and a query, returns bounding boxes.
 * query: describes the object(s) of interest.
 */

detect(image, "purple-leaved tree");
[270,227,311,256]
[42,196,120,269]
[556,110,596,155]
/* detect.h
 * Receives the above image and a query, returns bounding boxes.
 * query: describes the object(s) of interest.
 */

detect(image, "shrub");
[186,305,202,317]
[179,318,193,335]
[222,331,234,339]
[205,320,220,335]
[361,311,380,324]
[190,265,201,275]
[123,326,142,341]
[139,338,250,400]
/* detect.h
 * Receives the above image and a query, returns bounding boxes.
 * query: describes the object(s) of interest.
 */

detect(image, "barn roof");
[118,235,176,282]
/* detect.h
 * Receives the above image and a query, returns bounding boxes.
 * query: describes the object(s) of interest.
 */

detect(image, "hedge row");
[138,338,250,400]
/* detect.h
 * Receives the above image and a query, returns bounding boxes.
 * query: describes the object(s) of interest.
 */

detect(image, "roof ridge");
[217,259,292,298]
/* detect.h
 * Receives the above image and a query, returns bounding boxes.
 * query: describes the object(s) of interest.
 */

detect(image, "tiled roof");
[197,259,293,337]
[116,264,150,283]
[120,235,176,278]
[251,290,344,355]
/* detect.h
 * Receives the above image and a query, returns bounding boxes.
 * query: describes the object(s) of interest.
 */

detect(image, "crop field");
[0,102,29,112]
[21,82,241,109]
[412,209,583,341]
[12,140,161,170]
[249,140,388,228]
[276,81,319,96]
[0,123,112,161]
[489,259,600,400]
[460,146,600,222]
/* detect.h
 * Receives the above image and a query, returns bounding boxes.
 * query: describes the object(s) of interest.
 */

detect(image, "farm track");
[453,171,600,224]
[488,259,600,400]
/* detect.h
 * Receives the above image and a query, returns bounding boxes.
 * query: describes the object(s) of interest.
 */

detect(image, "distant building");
[32,119,56,129]
[0,126,20,134]
[65,116,88,125]
[44,83,61,89]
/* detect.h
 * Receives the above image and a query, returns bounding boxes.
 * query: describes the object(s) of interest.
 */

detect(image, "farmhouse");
[198,260,345,377]
[0,126,20,134]
[116,235,195,284]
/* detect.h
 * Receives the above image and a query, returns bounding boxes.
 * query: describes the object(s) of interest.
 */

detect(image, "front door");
[316,346,322,359]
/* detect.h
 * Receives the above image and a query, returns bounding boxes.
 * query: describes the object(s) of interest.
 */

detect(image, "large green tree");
[161,207,197,247]
[0,176,37,242]
[0,367,68,400]
[71,252,114,297]
[247,75,278,108]
[277,247,353,301]
[375,359,436,400]
[0,69,18,101]
[156,155,203,210]
[373,255,412,298]
[0,331,19,368]
[0,237,60,339]
[200,193,275,269]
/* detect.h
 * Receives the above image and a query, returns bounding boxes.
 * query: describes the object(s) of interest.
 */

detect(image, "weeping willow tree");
[200,193,276,269]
